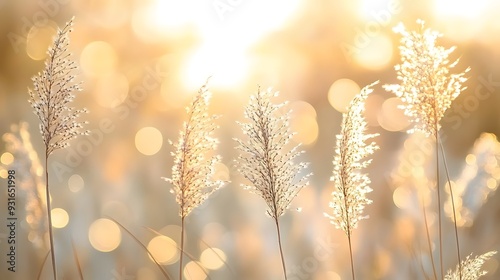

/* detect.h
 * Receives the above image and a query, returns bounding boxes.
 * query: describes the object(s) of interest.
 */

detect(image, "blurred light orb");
[26,22,57,60]
[89,218,121,252]
[353,34,393,70]
[184,261,207,280]
[393,186,412,210]
[68,174,84,193]
[1,152,14,165]
[147,236,179,265]
[135,127,163,156]
[51,208,69,228]
[80,41,118,77]
[200,248,227,270]
[93,72,129,108]
[378,97,410,131]
[465,154,476,165]
[328,79,360,113]
[290,101,317,119]
[364,93,385,127]
[289,101,318,145]
[291,115,319,145]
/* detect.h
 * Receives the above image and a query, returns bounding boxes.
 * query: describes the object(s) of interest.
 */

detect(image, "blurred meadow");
[1,0,500,279]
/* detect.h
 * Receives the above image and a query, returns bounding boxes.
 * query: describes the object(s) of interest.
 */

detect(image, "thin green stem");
[274,217,288,280]
[439,139,462,279]
[45,153,57,280]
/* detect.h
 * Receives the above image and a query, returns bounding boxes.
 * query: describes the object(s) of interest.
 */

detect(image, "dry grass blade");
[109,218,172,280]
[235,86,312,279]
[198,237,236,277]
[162,80,225,280]
[325,81,379,280]
[144,227,212,280]
[27,17,89,280]
[71,238,84,280]
[37,250,51,280]
[384,20,469,279]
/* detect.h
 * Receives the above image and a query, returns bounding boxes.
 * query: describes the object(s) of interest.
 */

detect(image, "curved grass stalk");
[110,218,172,280]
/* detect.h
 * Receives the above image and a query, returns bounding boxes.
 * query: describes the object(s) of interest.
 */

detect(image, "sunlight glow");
[435,0,488,19]
[353,34,393,70]
[177,0,303,90]
[152,0,193,29]
[182,42,250,90]
[359,0,393,19]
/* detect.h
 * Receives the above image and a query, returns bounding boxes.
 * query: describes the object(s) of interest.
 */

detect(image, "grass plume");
[27,17,88,280]
[162,81,225,280]
[384,20,469,279]
[445,251,497,280]
[325,82,379,280]
[235,86,311,279]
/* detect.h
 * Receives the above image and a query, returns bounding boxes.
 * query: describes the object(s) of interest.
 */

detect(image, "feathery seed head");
[235,86,312,219]
[384,20,469,137]
[28,17,88,156]
[163,82,225,218]
[326,82,379,236]
[445,251,497,280]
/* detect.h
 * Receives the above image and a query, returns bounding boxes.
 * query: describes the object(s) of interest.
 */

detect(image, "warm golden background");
[1,0,500,279]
